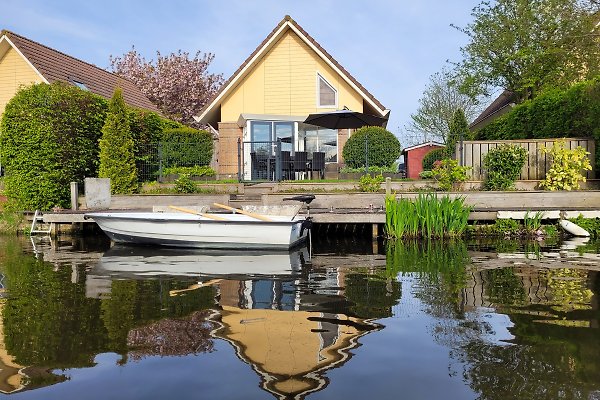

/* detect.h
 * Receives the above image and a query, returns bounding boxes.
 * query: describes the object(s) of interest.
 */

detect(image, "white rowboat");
[84,212,311,250]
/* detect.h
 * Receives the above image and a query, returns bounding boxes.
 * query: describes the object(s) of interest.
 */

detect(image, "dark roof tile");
[2,30,159,112]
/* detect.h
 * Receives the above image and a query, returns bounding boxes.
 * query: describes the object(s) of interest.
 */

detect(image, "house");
[402,141,444,179]
[196,15,390,179]
[469,90,516,132]
[0,30,158,116]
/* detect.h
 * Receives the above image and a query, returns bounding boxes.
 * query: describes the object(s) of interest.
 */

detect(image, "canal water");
[0,235,598,399]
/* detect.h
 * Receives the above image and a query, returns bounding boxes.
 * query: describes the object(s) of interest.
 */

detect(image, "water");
[0,235,598,399]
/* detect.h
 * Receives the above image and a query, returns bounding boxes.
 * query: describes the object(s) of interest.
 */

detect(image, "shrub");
[539,139,592,190]
[174,174,197,193]
[419,170,434,179]
[99,88,138,194]
[358,174,384,192]
[342,126,400,168]
[161,127,213,168]
[432,159,471,191]
[422,148,445,170]
[483,144,528,190]
[0,82,106,210]
[162,166,216,177]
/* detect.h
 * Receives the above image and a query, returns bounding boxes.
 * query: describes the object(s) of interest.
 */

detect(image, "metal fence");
[456,138,596,180]
[136,142,212,182]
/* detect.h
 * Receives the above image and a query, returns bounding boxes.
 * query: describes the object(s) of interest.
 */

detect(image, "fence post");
[365,136,369,174]
[237,138,242,182]
[275,139,282,181]
[158,142,163,182]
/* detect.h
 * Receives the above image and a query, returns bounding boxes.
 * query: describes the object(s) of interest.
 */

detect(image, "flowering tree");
[110,48,224,127]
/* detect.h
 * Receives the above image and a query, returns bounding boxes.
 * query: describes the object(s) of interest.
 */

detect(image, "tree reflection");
[385,239,600,399]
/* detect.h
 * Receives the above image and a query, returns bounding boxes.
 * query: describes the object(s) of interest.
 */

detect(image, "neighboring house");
[0,29,158,116]
[402,141,444,179]
[469,90,516,132]
[197,15,390,179]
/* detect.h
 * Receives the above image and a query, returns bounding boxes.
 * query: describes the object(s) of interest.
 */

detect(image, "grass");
[385,193,472,239]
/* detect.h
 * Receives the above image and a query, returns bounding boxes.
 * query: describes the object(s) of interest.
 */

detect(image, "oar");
[213,202,273,222]
[168,205,228,221]
[169,279,223,296]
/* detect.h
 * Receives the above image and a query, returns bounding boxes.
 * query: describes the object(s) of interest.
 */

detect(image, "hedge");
[342,126,400,168]
[476,77,600,169]
[161,127,213,168]
[0,82,106,210]
[0,82,178,210]
[422,148,445,171]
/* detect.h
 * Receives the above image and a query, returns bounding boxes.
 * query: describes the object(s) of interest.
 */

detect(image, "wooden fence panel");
[457,138,595,181]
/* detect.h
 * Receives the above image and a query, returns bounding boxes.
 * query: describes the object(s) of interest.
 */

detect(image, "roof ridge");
[197,15,387,122]
[1,29,130,84]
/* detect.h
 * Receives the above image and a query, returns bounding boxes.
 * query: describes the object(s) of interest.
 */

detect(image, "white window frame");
[316,72,337,108]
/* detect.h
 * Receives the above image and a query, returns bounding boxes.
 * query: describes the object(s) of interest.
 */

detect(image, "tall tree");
[99,88,138,194]
[445,108,469,159]
[454,0,600,101]
[407,69,484,144]
[110,48,224,127]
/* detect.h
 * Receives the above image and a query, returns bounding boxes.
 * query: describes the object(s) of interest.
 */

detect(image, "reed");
[385,193,472,239]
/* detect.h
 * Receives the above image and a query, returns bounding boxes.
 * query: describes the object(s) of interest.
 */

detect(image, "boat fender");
[559,219,590,237]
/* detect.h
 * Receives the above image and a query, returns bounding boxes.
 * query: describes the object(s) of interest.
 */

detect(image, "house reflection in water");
[211,276,383,399]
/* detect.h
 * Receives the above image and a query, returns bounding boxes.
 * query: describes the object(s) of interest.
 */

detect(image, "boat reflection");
[93,245,311,279]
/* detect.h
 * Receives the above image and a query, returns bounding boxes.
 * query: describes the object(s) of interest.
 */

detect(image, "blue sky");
[2,0,483,145]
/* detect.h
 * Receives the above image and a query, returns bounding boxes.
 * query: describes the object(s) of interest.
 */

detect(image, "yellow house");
[0,30,158,117]
[197,16,390,178]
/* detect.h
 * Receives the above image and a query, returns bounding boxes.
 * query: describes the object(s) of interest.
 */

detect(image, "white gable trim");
[197,19,388,123]
[287,23,386,116]
[196,22,290,123]
[402,141,445,152]
[0,35,48,84]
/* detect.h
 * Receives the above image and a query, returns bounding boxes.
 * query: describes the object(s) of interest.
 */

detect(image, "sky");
[1,0,483,146]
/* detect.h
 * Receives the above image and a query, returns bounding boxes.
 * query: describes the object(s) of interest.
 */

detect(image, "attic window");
[71,80,89,91]
[317,74,337,107]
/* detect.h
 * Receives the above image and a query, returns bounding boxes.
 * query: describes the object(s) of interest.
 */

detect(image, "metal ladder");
[30,210,51,235]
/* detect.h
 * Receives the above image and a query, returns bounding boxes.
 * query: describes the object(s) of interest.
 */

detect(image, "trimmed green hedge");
[342,126,400,168]
[0,82,106,210]
[161,127,213,168]
[0,82,178,209]
[422,148,445,171]
[476,77,600,169]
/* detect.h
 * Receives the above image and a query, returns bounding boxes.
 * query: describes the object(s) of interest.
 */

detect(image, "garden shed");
[402,141,444,179]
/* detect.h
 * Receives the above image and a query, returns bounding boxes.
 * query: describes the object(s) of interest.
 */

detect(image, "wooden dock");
[34,190,600,238]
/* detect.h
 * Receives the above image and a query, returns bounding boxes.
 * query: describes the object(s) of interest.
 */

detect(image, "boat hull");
[85,212,309,250]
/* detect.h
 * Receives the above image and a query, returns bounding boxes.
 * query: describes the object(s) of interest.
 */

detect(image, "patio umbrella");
[303,110,387,130]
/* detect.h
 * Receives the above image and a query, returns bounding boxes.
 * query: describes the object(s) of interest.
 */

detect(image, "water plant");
[385,193,472,238]
[522,211,543,234]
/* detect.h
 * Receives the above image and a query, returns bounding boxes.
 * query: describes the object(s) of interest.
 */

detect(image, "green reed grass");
[385,193,472,239]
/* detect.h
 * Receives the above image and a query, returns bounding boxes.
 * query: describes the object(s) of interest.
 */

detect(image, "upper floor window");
[317,73,337,107]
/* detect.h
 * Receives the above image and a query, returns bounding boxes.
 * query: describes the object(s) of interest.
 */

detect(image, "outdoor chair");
[311,152,325,179]
[250,152,269,180]
[292,151,309,179]
[281,151,292,180]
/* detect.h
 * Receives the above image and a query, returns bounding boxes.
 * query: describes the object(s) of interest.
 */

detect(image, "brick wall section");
[337,129,350,165]
[217,122,243,177]
[405,145,444,179]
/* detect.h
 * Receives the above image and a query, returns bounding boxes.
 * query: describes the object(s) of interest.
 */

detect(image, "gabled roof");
[469,90,516,131]
[197,15,389,126]
[402,141,445,153]
[0,30,159,112]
